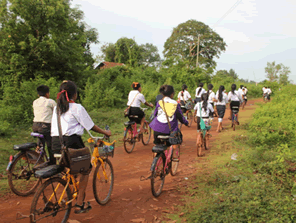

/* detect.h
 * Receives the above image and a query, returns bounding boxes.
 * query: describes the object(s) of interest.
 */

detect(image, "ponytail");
[231,84,236,95]
[181,84,187,97]
[207,84,213,99]
[201,93,208,112]
[218,85,225,102]
[57,80,77,115]
[197,82,204,95]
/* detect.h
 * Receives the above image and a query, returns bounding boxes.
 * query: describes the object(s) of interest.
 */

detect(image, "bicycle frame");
[156,146,173,172]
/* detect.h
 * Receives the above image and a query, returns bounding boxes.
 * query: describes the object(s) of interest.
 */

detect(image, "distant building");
[96,62,125,70]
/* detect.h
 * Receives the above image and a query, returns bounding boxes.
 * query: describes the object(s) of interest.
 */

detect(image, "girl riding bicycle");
[127,82,154,133]
[195,82,206,104]
[215,85,228,132]
[51,80,111,214]
[228,84,243,124]
[177,84,193,114]
[150,85,188,146]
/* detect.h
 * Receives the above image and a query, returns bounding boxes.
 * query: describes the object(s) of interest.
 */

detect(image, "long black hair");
[207,84,213,99]
[231,84,236,94]
[201,93,208,112]
[218,85,225,102]
[160,85,175,97]
[181,84,187,97]
[197,82,204,95]
[57,80,77,114]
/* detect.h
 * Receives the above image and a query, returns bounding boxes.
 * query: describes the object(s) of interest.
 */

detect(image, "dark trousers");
[32,122,54,164]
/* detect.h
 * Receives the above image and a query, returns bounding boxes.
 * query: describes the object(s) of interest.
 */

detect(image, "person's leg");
[217,119,222,132]
[139,117,145,133]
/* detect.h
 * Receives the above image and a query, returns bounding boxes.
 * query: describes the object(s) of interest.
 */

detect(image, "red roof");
[97,62,125,70]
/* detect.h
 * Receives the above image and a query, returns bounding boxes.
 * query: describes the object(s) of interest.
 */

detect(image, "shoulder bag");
[162,98,183,145]
[57,109,91,175]
[124,93,139,117]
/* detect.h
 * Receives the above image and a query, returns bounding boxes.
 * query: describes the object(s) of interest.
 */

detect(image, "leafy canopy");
[163,20,226,69]
[0,0,98,87]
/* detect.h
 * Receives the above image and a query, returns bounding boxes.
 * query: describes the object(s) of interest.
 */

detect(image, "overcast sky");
[72,0,296,83]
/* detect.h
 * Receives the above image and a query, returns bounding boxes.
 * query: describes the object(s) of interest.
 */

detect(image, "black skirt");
[230,101,240,112]
[129,107,145,124]
[153,131,171,147]
[52,134,85,154]
[196,116,209,130]
[216,105,226,118]
[194,97,201,103]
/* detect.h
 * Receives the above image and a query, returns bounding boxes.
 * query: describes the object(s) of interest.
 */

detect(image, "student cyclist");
[228,84,243,124]
[32,85,57,165]
[207,84,217,118]
[177,84,193,114]
[51,80,111,214]
[150,85,188,146]
[215,85,228,132]
[194,93,214,155]
[127,82,154,133]
[195,82,206,104]
[242,86,248,108]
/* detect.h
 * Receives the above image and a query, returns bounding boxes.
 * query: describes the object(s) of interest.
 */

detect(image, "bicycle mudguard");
[6,153,18,171]
[150,153,166,171]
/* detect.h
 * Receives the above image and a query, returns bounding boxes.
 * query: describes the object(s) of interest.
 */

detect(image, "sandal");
[74,202,92,214]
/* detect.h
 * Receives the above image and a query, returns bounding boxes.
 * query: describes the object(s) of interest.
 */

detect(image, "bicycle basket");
[185,101,194,110]
[97,140,116,158]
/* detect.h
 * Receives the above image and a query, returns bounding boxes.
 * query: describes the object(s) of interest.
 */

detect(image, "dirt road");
[0,99,259,223]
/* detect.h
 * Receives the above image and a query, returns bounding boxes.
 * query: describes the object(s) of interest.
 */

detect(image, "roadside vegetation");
[173,85,296,222]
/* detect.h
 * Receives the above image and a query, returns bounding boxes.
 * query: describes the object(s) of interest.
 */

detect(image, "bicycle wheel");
[151,153,165,197]
[170,145,180,176]
[197,133,204,157]
[187,111,193,127]
[30,177,72,223]
[8,152,42,196]
[123,126,136,153]
[93,158,114,205]
[204,132,209,150]
[142,122,151,145]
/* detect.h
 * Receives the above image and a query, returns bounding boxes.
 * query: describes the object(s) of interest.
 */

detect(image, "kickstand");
[16,212,33,220]
[140,175,152,181]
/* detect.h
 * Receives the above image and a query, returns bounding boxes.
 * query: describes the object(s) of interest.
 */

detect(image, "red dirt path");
[0,100,258,223]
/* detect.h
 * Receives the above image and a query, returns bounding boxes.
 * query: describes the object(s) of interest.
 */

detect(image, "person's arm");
[91,125,111,137]
[176,104,189,126]
[144,101,154,108]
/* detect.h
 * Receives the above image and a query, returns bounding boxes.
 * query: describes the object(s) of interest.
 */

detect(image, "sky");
[71,0,296,83]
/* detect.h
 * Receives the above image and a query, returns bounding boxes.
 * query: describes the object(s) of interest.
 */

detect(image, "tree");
[229,69,238,80]
[265,62,291,85]
[265,61,281,82]
[114,37,141,66]
[278,65,291,85]
[163,20,226,69]
[100,43,116,62]
[139,43,161,67]
[0,0,98,87]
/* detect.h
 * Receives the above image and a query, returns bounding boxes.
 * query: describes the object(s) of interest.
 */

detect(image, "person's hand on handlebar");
[144,101,154,108]
[104,130,112,137]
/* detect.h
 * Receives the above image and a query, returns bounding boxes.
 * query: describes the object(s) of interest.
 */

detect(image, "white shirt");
[242,88,248,95]
[265,88,272,94]
[215,91,228,105]
[228,91,243,102]
[194,102,214,117]
[238,88,243,97]
[33,96,57,123]
[51,103,95,136]
[127,90,146,107]
[156,97,178,123]
[177,90,191,101]
[208,90,215,103]
[195,87,206,98]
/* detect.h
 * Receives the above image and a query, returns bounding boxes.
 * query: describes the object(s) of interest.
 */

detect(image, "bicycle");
[7,132,49,196]
[242,95,247,109]
[179,101,194,129]
[26,128,115,223]
[231,105,240,131]
[141,135,180,197]
[123,107,152,153]
[196,119,211,157]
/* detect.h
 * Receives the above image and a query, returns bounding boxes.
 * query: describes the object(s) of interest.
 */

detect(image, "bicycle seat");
[13,142,37,150]
[31,132,44,138]
[35,165,64,179]
[124,121,136,126]
[152,144,167,153]
[129,115,138,118]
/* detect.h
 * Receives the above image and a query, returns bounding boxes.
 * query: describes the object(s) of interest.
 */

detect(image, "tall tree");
[114,37,141,66]
[163,20,226,69]
[139,43,161,66]
[229,69,238,80]
[265,61,281,82]
[278,65,291,85]
[0,0,98,87]
[100,43,116,62]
